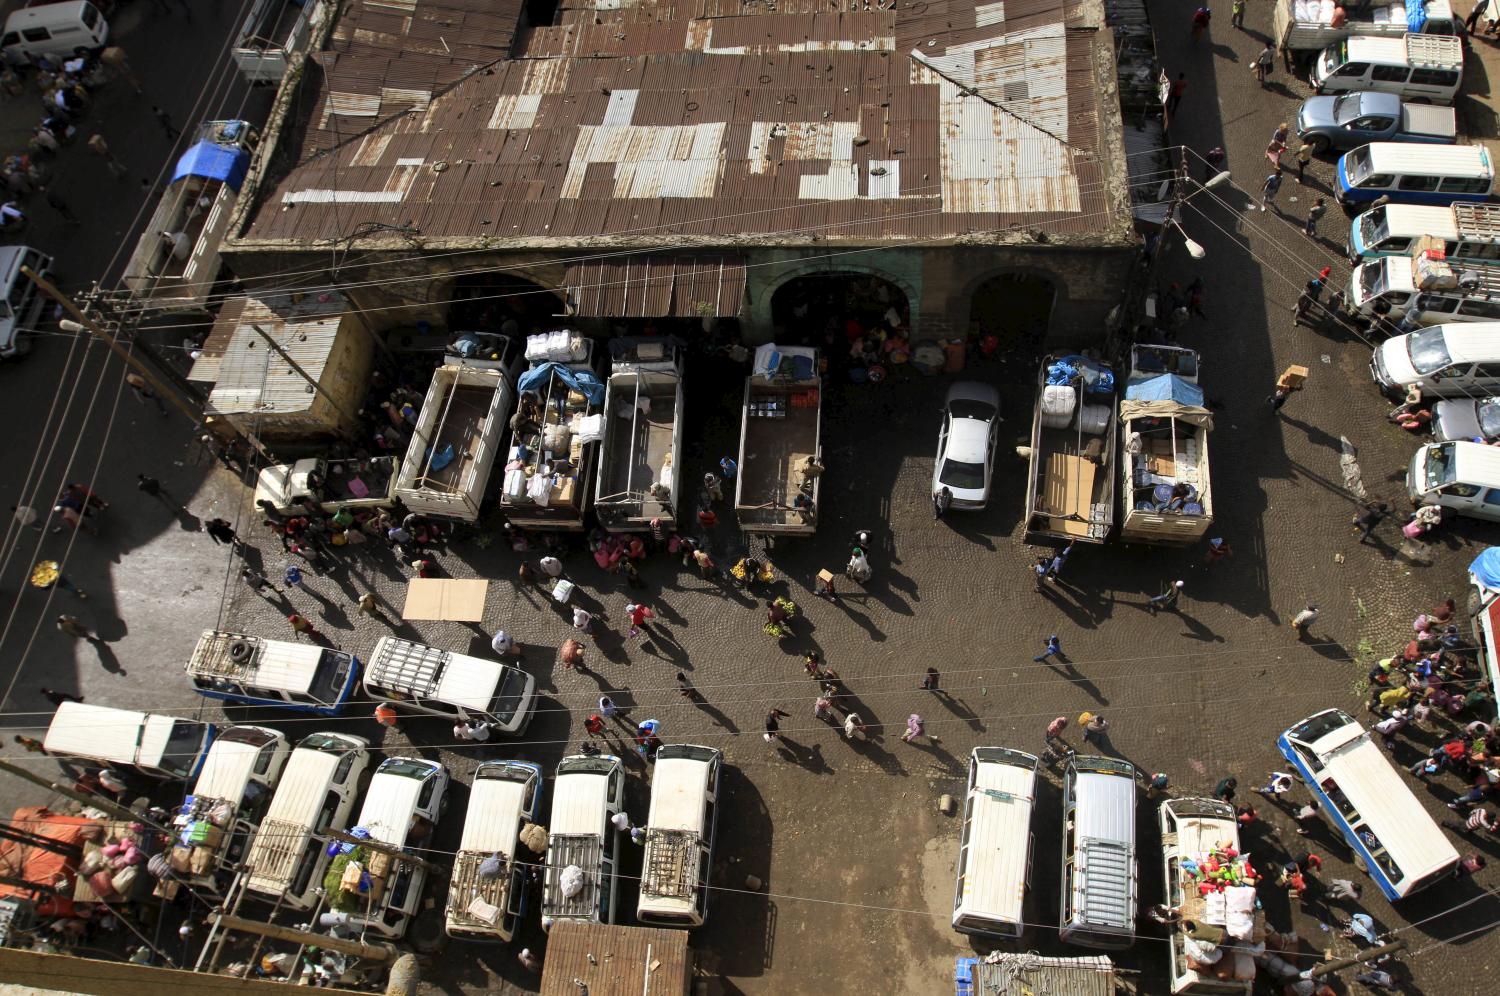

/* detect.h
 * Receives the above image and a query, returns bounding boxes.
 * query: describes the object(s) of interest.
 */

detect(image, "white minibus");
[637,744,722,927]
[169,726,289,892]
[243,732,370,910]
[1160,798,1253,994]
[541,754,624,930]
[365,636,536,735]
[44,702,215,781]
[1349,202,1500,264]
[1059,755,1137,950]
[951,747,1038,939]
[1278,709,1458,899]
[445,759,543,941]
[187,630,359,716]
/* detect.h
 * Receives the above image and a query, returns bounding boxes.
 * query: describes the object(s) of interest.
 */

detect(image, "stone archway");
[448,270,565,335]
[967,271,1058,355]
[768,270,914,346]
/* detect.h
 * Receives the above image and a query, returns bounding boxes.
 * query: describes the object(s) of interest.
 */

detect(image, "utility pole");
[249,323,361,433]
[1306,939,1407,979]
[23,268,202,424]
[208,914,397,963]
[0,760,147,825]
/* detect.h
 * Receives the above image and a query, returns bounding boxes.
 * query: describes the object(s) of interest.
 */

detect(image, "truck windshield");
[1324,42,1346,76]
[1346,147,1372,185]
[1359,263,1388,301]
[1406,328,1451,375]
[1359,207,1388,250]
[162,721,209,778]
[1479,399,1500,438]
[489,667,531,725]
[1426,444,1457,489]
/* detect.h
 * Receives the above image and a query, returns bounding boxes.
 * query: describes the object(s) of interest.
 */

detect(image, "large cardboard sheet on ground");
[402,579,489,621]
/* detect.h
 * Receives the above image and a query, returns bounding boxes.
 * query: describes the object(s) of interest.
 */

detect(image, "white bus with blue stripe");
[188,630,359,716]
[1277,709,1458,900]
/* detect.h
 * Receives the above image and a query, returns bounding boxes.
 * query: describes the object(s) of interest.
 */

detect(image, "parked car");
[1434,397,1500,442]
[932,381,1002,510]
[1295,91,1456,154]
[1370,324,1500,398]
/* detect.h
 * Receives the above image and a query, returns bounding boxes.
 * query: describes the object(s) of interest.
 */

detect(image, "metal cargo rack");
[542,833,601,919]
[447,850,513,929]
[367,639,447,696]
[245,817,307,884]
[641,828,699,899]
[187,631,263,680]
[1454,203,1500,242]
[1078,838,1135,928]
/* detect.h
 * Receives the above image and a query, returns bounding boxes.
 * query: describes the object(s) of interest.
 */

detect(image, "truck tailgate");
[1401,104,1458,140]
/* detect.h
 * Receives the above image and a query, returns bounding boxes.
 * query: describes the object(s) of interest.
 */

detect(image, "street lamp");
[1165,167,1233,260]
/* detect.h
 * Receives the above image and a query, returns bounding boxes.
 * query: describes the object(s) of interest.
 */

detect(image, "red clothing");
[629,605,653,627]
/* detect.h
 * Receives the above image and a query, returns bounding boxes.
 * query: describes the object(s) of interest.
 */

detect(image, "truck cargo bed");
[602,393,675,497]
[423,385,491,491]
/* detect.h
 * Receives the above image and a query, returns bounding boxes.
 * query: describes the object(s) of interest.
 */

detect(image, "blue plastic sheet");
[1124,373,1205,406]
[1470,547,1500,590]
[171,142,251,192]
[518,361,605,406]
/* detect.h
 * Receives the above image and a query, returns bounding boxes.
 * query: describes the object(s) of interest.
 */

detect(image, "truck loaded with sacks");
[1022,354,1117,544]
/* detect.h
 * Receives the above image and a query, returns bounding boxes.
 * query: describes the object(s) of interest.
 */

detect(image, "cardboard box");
[169,846,193,874]
[1277,365,1309,390]
[816,569,835,585]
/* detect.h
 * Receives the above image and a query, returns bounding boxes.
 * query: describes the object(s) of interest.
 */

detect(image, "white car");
[1433,396,1500,443]
[933,382,1001,510]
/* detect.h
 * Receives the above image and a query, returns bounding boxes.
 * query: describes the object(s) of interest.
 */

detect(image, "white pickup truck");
[1275,0,1456,55]
[234,0,327,84]
[253,456,398,515]
[595,339,684,532]
[1118,345,1213,546]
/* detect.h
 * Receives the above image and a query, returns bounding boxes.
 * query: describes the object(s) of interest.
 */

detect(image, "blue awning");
[171,142,251,193]
[1124,373,1204,406]
[1471,548,1500,591]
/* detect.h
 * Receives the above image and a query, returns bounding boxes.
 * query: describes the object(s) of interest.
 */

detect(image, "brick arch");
[759,263,918,314]
[964,268,1061,343]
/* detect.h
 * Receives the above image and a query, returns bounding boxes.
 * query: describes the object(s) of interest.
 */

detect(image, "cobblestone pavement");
[1,6,1499,996]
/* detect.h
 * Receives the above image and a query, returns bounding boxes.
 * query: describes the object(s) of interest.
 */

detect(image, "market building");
[220,0,1138,350]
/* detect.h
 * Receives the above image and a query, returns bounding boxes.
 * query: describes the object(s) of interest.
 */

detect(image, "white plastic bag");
[559,864,584,898]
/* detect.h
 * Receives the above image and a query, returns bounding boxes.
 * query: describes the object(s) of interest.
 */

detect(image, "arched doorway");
[449,271,564,335]
[770,271,911,347]
[969,273,1056,356]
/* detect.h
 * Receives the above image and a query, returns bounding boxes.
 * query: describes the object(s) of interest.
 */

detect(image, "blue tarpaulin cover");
[1124,373,1205,406]
[171,142,251,192]
[518,361,605,406]
[1408,4,1428,32]
[1471,548,1500,591]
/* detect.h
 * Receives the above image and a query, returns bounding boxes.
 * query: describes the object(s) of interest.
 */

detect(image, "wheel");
[1308,136,1331,156]
[1353,854,1369,873]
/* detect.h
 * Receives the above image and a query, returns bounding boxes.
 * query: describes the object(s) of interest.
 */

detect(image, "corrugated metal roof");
[566,253,745,317]
[539,922,692,996]
[204,294,351,417]
[244,0,1128,245]
[966,954,1116,996]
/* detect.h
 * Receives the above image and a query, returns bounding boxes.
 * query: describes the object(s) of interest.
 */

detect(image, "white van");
[1059,755,1137,950]
[1,2,108,67]
[0,246,54,361]
[330,757,449,940]
[187,630,360,716]
[244,732,371,910]
[1312,34,1464,104]
[44,702,216,781]
[168,726,289,892]
[1407,440,1500,522]
[1370,323,1500,397]
[637,744,722,927]
[1349,202,1500,264]
[541,754,625,930]
[1160,798,1255,995]
[1347,257,1500,325]
[952,747,1038,939]
[445,760,543,942]
[1335,143,1493,209]
[364,636,536,735]
[1277,709,1458,899]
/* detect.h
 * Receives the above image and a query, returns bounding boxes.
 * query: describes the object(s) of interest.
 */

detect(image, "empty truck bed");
[602,389,676,497]
[740,400,817,509]
[422,385,492,491]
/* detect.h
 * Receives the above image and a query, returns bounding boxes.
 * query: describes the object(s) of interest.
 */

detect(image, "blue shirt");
[1263,173,1282,196]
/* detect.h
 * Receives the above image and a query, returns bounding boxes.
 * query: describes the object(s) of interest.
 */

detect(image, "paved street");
[3,3,1500,995]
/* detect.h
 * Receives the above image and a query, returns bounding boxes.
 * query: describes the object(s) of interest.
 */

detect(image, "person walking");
[373,701,403,735]
[1260,167,1284,212]
[538,555,564,578]
[921,667,940,692]
[1213,776,1238,804]
[584,713,605,739]
[287,613,320,641]
[55,615,99,643]
[703,472,723,503]
[284,565,305,591]
[1082,713,1109,746]
[1443,807,1499,835]
[1352,501,1390,544]
[13,735,47,754]
[1204,537,1232,567]
[843,712,868,740]
[1045,715,1069,748]
[1256,771,1296,799]
[932,486,952,520]
[38,687,82,706]
[1254,42,1274,85]
[1033,634,1064,663]
[692,547,716,579]
[719,456,737,479]
[86,134,127,178]
[560,638,587,671]
[1468,0,1491,33]
[675,672,698,700]
[1148,580,1185,613]
[1202,145,1225,182]
[902,713,926,744]
[1304,197,1328,238]
[1168,73,1187,114]
[490,630,520,658]
[135,474,176,510]
[764,708,790,745]
[203,517,238,547]
[357,592,390,623]
[1190,6,1211,42]
[1231,0,1246,28]
[124,373,167,415]
[1453,853,1487,879]
[1146,772,1170,799]
[240,567,278,597]
[626,602,655,637]
[1291,604,1319,639]
[151,106,180,141]
[1293,142,1313,184]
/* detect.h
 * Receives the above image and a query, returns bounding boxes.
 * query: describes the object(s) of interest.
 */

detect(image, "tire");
[1308,135,1331,155]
